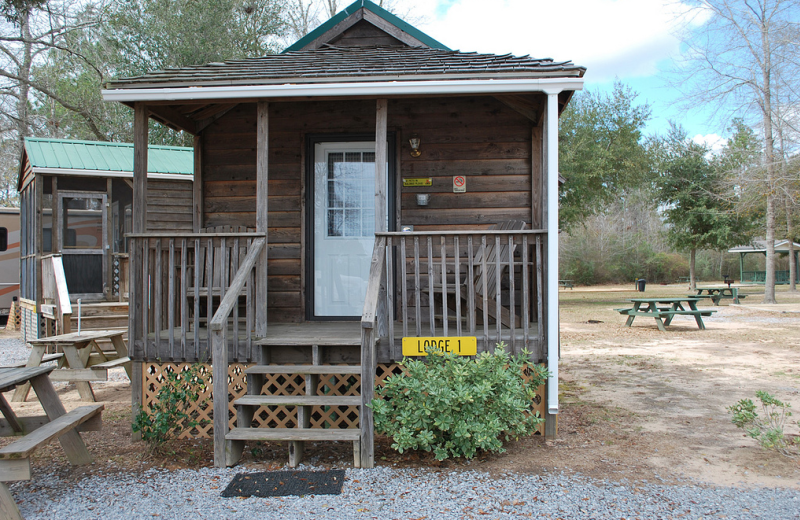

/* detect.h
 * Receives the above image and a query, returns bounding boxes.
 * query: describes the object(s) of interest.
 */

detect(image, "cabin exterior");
[17,138,193,341]
[102,0,584,468]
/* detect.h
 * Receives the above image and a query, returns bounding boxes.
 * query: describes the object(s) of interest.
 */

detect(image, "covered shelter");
[17,137,193,341]
[727,239,800,284]
[101,0,585,469]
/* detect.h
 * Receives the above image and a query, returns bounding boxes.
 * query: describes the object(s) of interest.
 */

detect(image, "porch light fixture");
[409,134,421,157]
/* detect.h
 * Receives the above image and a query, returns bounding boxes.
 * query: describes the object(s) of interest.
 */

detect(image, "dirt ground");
[3,283,799,488]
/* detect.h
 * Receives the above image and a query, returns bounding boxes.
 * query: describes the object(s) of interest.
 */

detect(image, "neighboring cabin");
[17,137,193,341]
[101,0,585,468]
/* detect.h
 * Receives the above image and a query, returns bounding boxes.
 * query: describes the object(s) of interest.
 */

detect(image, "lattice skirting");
[141,362,546,440]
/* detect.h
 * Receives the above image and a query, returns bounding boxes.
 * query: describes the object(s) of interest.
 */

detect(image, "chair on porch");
[187,226,257,331]
[431,220,528,329]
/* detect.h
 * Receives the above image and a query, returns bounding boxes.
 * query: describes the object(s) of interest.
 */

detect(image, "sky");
[398,0,728,151]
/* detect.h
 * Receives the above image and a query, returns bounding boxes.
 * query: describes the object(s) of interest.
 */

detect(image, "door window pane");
[326,151,375,238]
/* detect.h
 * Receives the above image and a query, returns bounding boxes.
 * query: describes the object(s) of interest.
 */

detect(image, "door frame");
[304,132,396,321]
[56,190,108,301]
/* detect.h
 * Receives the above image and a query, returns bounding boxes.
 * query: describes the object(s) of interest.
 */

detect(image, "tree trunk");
[16,8,33,149]
[761,12,777,304]
[690,248,696,291]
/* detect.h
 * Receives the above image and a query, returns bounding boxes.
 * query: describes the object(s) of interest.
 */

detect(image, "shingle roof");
[23,138,193,176]
[105,45,585,90]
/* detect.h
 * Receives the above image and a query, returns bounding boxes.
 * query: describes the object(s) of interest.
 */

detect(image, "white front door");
[313,142,385,317]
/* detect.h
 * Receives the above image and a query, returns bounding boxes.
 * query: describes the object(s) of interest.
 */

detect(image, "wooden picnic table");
[691,286,745,305]
[14,330,131,403]
[0,365,103,519]
[559,279,574,289]
[616,297,716,331]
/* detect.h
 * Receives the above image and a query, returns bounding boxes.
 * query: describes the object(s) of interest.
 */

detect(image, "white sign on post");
[453,175,466,193]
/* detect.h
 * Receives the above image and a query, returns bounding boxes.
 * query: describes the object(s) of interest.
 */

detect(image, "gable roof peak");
[283,0,448,53]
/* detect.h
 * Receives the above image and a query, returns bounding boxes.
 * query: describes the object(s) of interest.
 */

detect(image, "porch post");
[256,101,268,337]
[130,102,148,436]
[192,135,203,232]
[375,99,388,233]
[543,92,559,437]
[739,252,744,283]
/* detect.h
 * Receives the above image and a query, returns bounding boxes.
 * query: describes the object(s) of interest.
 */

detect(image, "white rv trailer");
[0,207,20,321]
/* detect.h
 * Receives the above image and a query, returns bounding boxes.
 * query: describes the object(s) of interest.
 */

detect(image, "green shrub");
[133,363,208,454]
[370,344,548,460]
[728,391,799,459]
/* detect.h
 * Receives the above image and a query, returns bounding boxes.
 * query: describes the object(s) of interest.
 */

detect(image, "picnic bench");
[0,365,103,519]
[690,287,746,305]
[615,297,716,331]
[559,280,574,289]
[13,330,131,403]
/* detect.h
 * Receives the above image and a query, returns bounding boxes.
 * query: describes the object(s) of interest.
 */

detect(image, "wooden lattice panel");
[141,362,546,439]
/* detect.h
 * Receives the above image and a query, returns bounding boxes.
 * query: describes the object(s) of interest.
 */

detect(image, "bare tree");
[675,0,800,303]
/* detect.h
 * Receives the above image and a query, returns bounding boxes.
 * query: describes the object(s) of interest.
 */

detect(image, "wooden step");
[234,395,361,407]
[245,365,362,375]
[226,427,360,442]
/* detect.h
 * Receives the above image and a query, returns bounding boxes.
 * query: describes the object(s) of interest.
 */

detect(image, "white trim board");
[31,168,192,181]
[102,78,584,102]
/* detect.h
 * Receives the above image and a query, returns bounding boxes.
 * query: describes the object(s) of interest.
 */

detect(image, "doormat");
[221,469,346,498]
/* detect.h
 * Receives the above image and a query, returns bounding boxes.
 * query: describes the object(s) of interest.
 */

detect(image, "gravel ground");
[11,465,800,519]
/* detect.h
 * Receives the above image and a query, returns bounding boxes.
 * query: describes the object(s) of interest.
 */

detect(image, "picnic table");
[690,286,745,305]
[559,279,574,289]
[0,365,103,519]
[13,330,131,403]
[615,297,716,331]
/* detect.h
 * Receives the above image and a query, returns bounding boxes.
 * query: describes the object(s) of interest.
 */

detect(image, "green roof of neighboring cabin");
[23,137,193,176]
[283,0,449,52]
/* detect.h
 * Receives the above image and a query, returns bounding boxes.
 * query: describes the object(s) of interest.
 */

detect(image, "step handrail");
[210,236,265,468]
[359,235,386,470]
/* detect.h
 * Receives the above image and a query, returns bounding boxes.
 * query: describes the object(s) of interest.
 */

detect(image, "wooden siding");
[201,96,539,322]
[329,19,404,47]
[147,179,193,232]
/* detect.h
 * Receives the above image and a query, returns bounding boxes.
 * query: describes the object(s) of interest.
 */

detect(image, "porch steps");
[226,428,361,442]
[224,332,365,468]
[245,365,362,375]
[234,395,361,407]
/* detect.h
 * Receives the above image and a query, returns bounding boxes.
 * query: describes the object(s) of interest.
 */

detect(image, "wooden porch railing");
[362,230,547,359]
[127,233,266,363]
[210,236,266,468]
[41,254,72,335]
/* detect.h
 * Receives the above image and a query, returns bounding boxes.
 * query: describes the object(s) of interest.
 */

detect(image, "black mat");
[221,469,346,498]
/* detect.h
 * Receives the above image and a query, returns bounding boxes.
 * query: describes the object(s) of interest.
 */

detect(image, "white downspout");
[545,92,559,416]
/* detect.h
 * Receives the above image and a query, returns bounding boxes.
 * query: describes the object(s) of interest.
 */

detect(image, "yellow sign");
[402,178,432,187]
[402,336,477,356]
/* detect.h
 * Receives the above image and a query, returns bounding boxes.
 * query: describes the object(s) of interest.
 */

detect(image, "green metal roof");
[283,0,449,53]
[23,137,193,176]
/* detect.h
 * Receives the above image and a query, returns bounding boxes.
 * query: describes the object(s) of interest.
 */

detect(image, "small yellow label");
[402,178,432,187]
[401,336,477,356]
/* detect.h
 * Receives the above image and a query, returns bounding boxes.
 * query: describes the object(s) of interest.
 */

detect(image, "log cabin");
[16,137,193,341]
[101,0,585,469]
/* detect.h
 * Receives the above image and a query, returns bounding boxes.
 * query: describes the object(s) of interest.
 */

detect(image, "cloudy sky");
[397,0,725,149]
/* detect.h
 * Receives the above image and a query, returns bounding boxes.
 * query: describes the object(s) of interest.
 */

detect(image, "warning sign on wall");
[453,175,466,193]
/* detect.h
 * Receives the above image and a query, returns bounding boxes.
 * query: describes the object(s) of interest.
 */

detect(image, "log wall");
[201,96,540,322]
[147,179,193,233]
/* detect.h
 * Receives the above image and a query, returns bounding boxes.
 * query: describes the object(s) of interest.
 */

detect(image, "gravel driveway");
[11,465,800,519]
